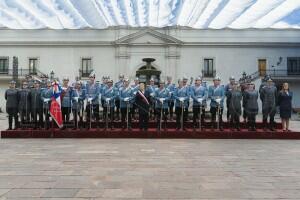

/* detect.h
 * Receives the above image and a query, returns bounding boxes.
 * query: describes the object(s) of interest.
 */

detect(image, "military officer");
[146,78,157,120]
[30,80,43,129]
[166,76,176,120]
[119,78,134,130]
[5,80,19,130]
[174,78,190,130]
[260,78,277,131]
[85,72,100,128]
[61,77,73,128]
[155,80,170,131]
[191,77,207,129]
[102,79,117,130]
[41,80,52,129]
[225,76,235,121]
[114,74,124,121]
[208,77,225,130]
[18,81,31,127]
[72,81,86,129]
[227,81,242,131]
[244,82,259,131]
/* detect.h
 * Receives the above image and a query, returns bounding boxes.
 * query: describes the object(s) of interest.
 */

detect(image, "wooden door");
[258,59,266,76]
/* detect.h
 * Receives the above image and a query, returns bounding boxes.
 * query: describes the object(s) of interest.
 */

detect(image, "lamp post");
[50,70,54,80]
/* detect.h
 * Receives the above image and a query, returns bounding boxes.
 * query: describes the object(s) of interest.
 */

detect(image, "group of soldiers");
[5,71,278,131]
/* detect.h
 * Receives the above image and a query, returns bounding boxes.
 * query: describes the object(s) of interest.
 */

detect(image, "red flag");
[50,82,63,128]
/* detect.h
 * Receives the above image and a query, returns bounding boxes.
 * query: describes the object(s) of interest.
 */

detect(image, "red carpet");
[1,128,300,139]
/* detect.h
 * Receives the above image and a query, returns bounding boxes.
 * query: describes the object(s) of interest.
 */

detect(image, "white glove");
[106,98,111,102]
[124,97,129,102]
[73,97,79,102]
[197,98,203,103]
[133,91,137,95]
[88,98,93,102]
[150,93,155,97]
[216,98,221,104]
[159,98,165,103]
[44,98,50,103]
[179,97,185,102]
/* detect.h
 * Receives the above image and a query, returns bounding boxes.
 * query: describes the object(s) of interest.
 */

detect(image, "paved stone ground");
[0,113,300,199]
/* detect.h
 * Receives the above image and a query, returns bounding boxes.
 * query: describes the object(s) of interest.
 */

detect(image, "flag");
[50,81,63,128]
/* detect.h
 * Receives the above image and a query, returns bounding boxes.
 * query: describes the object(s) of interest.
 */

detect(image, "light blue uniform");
[86,82,100,105]
[174,86,190,108]
[208,85,225,108]
[155,88,170,109]
[61,86,73,108]
[72,88,86,110]
[191,85,207,106]
[119,86,134,108]
[102,85,117,107]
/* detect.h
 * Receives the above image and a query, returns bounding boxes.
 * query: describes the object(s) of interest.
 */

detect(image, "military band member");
[227,81,242,131]
[225,76,235,121]
[5,80,19,130]
[131,77,140,121]
[146,78,157,120]
[102,79,117,130]
[86,72,100,128]
[30,81,43,129]
[166,76,176,120]
[41,80,52,129]
[114,74,124,121]
[61,77,73,128]
[155,80,170,131]
[208,77,225,130]
[119,78,134,130]
[72,81,86,129]
[244,82,259,131]
[174,78,190,130]
[18,81,31,127]
[260,78,277,131]
[191,77,207,129]
[135,83,150,131]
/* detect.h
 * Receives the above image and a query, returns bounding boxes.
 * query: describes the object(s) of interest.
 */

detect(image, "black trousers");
[43,106,50,129]
[86,104,100,123]
[262,106,276,127]
[131,104,138,120]
[230,113,240,128]
[32,108,43,128]
[121,107,132,128]
[175,106,188,129]
[20,108,30,125]
[7,108,18,129]
[139,109,149,130]
[193,106,205,127]
[62,107,71,123]
[103,106,115,128]
[72,109,84,129]
[115,99,120,120]
[168,101,174,118]
[156,108,168,129]
[210,107,223,128]
[248,113,256,129]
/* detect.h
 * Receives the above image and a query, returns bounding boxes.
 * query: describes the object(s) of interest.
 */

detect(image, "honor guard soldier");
[5,80,19,130]
[100,76,108,119]
[61,77,73,129]
[155,80,170,131]
[41,80,52,129]
[260,78,277,131]
[30,80,43,129]
[86,71,100,128]
[146,78,157,120]
[174,78,190,130]
[191,77,207,129]
[166,76,176,120]
[227,81,242,131]
[225,76,235,121]
[119,78,134,130]
[208,77,225,130]
[102,79,117,130]
[18,81,31,127]
[131,77,140,120]
[72,81,86,129]
[244,82,259,131]
[114,74,124,121]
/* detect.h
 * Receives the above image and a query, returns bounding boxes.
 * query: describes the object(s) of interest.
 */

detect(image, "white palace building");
[0,0,300,110]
